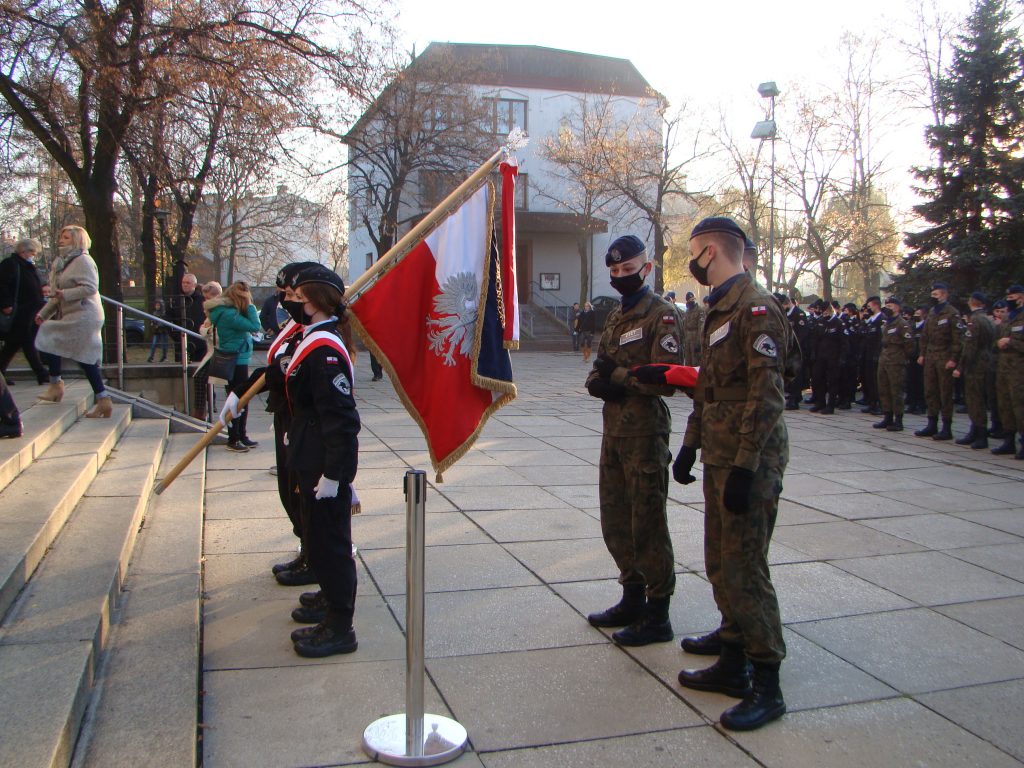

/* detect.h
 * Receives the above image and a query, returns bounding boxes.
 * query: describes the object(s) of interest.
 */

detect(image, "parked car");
[123,317,146,344]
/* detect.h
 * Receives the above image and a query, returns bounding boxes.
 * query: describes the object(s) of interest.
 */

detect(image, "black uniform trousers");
[296,470,356,628]
[812,356,840,407]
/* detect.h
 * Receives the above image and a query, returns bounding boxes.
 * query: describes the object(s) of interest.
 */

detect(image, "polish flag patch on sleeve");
[661,313,676,324]
[751,305,768,316]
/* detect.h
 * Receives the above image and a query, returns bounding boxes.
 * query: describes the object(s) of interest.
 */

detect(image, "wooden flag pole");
[154,373,267,495]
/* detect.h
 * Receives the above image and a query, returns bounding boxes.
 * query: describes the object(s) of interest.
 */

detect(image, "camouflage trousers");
[703,464,786,665]
[877,361,907,415]
[996,366,1024,435]
[598,433,675,599]
[684,341,702,367]
[963,371,989,430]
[924,356,955,419]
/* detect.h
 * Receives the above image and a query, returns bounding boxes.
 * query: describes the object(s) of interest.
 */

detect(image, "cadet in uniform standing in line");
[915,282,962,440]
[872,297,915,432]
[585,235,683,647]
[682,291,704,366]
[953,292,995,449]
[992,284,1024,458]
[860,297,885,415]
[664,217,789,732]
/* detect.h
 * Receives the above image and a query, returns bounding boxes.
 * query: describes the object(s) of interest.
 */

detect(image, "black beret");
[1008,284,1024,294]
[689,217,747,242]
[665,290,676,300]
[932,282,949,291]
[970,291,989,304]
[605,235,646,266]
[293,264,346,295]
[993,299,1008,309]
[277,261,321,289]
[843,302,858,312]
[685,291,694,300]
[884,296,902,306]
[866,296,880,305]
[772,291,786,303]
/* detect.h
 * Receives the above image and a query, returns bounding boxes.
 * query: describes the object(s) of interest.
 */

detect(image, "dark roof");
[418,43,659,99]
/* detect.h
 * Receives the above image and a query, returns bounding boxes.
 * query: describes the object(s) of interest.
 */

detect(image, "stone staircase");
[0,382,204,768]
[518,303,573,352]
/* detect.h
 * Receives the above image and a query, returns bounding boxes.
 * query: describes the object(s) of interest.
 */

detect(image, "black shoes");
[992,437,1016,455]
[678,645,752,698]
[933,419,953,441]
[0,421,22,439]
[886,414,904,432]
[955,425,977,445]
[371,374,383,382]
[293,624,358,658]
[681,628,723,655]
[915,417,938,437]
[587,584,646,628]
[719,662,786,731]
[277,560,318,587]
[226,440,249,453]
[808,404,822,413]
[872,413,892,430]
[970,435,989,449]
[820,406,835,415]
[291,593,328,624]
[611,597,673,646]
[239,436,259,448]
[299,590,322,607]
[272,553,303,576]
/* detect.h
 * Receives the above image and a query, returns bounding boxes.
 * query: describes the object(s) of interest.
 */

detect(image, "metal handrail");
[101,294,206,413]
[528,280,578,325]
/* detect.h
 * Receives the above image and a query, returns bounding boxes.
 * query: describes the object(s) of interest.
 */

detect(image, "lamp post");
[153,205,168,299]
[752,81,780,288]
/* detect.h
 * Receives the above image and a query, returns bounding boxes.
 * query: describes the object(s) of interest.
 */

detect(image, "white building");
[344,43,664,311]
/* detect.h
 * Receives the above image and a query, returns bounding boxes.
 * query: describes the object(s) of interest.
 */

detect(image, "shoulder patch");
[660,334,679,354]
[661,313,676,325]
[326,356,339,364]
[332,372,351,395]
[753,333,778,358]
[751,305,767,316]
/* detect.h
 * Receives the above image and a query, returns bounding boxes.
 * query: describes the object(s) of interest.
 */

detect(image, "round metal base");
[362,714,468,766]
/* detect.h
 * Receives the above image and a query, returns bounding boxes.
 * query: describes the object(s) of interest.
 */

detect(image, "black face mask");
[281,299,311,325]
[610,270,646,297]
[930,296,941,306]
[688,246,711,286]
[882,307,895,318]
[1008,299,1020,310]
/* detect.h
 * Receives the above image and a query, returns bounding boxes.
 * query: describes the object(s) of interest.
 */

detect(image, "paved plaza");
[200,351,1024,767]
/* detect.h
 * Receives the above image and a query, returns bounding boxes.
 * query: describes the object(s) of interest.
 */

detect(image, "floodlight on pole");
[752,81,780,288]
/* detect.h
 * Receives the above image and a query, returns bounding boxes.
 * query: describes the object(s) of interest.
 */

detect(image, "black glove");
[723,466,755,514]
[593,354,618,380]
[672,445,697,485]
[586,378,626,402]
[631,364,671,385]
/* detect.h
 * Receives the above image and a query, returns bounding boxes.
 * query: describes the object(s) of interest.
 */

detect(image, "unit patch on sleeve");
[660,334,679,354]
[332,372,352,395]
[753,333,778,358]
[751,305,768,316]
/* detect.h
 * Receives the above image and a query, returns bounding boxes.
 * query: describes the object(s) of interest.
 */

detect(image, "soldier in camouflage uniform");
[653,217,788,732]
[682,291,704,366]
[953,292,996,449]
[992,284,1024,459]
[872,297,915,432]
[915,283,963,440]
[585,234,684,647]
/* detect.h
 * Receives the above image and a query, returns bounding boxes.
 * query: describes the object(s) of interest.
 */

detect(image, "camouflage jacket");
[957,309,995,374]
[586,289,684,437]
[682,302,705,343]
[996,310,1024,375]
[879,315,915,365]
[682,274,788,472]
[921,302,962,360]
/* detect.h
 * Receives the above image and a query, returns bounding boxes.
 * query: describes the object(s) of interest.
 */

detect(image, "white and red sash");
[267,319,303,363]
[284,328,352,409]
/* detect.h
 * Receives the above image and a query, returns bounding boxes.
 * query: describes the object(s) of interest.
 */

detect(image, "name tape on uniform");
[619,328,643,345]
[709,321,730,347]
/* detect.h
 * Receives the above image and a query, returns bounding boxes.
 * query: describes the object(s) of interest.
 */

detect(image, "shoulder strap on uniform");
[285,329,351,380]
[267,319,303,363]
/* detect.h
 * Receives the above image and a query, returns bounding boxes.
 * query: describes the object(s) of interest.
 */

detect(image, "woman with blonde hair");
[206,280,260,451]
[34,225,112,418]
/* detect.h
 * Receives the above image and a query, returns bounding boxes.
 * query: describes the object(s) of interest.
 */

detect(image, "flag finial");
[504,127,529,160]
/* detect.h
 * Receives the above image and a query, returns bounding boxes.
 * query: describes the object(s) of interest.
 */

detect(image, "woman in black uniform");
[283,264,361,657]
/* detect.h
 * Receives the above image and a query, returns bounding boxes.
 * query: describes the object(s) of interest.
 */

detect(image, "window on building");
[365,252,374,271]
[515,173,529,210]
[419,169,463,209]
[483,98,527,136]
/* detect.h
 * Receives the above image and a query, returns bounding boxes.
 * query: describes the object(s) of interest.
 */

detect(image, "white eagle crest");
[427,271,479,366]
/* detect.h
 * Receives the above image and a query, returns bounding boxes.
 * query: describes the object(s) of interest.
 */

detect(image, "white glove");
[314,476,340,500]
[218,392,241,428]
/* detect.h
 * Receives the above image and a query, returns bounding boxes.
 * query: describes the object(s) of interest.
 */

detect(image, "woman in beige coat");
[34,225,112,418]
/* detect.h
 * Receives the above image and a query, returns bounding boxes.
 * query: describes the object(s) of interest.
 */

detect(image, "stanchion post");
[361,470,467,766]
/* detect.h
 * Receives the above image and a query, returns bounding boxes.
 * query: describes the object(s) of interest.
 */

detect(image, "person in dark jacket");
[0,372,21,438]
[283,264,361,658]
[170,273,208,364]
[147,298,170,363]
[0,238,48,384]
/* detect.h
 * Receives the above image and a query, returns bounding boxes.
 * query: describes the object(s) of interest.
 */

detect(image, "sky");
[393,0,977,217]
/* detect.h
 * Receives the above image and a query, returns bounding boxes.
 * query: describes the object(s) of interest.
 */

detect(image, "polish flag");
[349,182,516,477]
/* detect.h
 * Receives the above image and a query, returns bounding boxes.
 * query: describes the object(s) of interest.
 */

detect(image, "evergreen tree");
[899,0,1024,298]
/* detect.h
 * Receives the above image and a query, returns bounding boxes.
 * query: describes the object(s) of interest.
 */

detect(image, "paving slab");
[916,679,1024,761]
[952,508,1024,537]
[770,561,912,623]
[935,596,1024,650]
[361,543,541,596]
[772,520,927,560]
[861,512,1021,550]
[353,511,492,550]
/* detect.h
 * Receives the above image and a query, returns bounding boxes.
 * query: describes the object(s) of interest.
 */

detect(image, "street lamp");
[153,205,168,298]
[752,81,780,287]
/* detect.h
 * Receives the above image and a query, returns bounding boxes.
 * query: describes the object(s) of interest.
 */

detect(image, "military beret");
[665,290,676,300]
[1008,284,1024,294]
[970,291,989,304]
[277,261,321,289]
[293,264,346,295]
[685,291,695,301]
[772,291,786,303]
[605,235,646,266]
[866,296,880,305]
[993,299,1008,309]
[744,237,757,253]
[689,217,747,242]
[932,282,949,291]
[884,296,902,306]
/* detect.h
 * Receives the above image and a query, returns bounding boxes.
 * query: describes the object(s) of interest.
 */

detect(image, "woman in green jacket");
[207,281,261,451]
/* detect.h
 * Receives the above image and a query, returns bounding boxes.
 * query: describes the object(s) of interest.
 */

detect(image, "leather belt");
[695,386,748,404]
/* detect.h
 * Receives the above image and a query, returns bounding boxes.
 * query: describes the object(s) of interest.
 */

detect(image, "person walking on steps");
[0,238,48,385]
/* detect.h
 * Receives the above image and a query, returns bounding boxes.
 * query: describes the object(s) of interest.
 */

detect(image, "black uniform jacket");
[285,320,360,483]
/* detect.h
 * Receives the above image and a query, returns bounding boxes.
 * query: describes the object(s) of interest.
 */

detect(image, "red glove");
[630,364,699,389]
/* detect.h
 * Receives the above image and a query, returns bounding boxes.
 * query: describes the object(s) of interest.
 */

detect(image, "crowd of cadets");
[673,283,1024,459]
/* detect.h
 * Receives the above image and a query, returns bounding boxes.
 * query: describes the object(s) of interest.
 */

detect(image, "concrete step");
[0,404,131,619]
[0,382,94,495]
[0,419,167,768]
[73,433,204,768]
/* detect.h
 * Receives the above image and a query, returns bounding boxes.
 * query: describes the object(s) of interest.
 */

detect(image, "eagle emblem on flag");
[427,271,479,366]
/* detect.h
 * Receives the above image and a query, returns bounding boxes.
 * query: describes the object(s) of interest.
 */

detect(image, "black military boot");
[933,418,953,441]
[276,557,318,587]
[291,592,328,624]
[681,627,723,655]
[992,435,1016,455]
[299,590,322,607]
[612,596,673,646]
[872,412,892,429]
[678,644,751,698]
[272,551,303,576]
[293,615,358,658]
[887,414,904,432]
[970,432,989,449]
[587,584,645,628]
[915,416,938,437]
[955,424,978,445]
[719,662,786,731]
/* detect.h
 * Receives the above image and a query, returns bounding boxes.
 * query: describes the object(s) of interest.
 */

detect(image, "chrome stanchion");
[115,305,124,390]
[180,333,189,412]
[362,470,467,766]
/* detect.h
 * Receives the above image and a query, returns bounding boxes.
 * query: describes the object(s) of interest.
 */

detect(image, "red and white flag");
[349,181,516,478]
